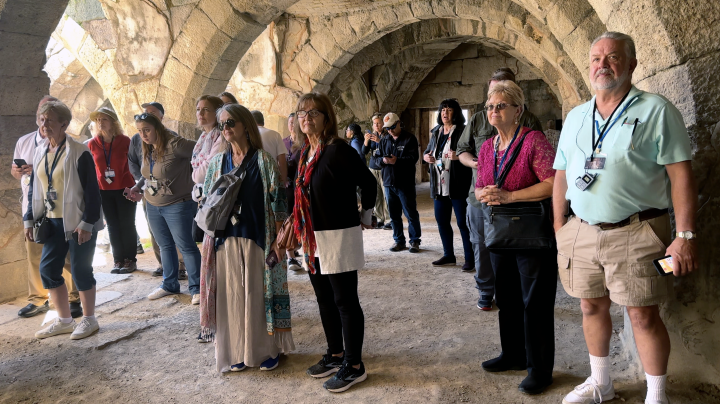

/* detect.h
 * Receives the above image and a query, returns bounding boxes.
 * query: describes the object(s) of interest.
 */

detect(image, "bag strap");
[495,129,529,189]
[228,148,257,178]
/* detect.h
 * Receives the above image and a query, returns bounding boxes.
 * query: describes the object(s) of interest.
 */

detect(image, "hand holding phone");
[653,255,674,276]
[265,250,279,268]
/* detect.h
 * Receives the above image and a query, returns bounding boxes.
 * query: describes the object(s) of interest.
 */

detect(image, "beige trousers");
[25,239,79,305]
[370,168,389,223]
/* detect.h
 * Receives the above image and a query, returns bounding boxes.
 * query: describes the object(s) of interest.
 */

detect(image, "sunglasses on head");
[134,113,150,120]
[485,103,518,112]
[219,119,236,130]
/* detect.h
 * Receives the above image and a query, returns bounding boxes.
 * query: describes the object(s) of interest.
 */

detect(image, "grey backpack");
[194,151,255,237]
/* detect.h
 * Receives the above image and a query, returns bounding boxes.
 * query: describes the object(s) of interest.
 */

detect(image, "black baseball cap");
[141,102,165,116]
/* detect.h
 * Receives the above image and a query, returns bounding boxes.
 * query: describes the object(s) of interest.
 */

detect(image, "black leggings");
[308,260,364,365]
[100,189,137,263]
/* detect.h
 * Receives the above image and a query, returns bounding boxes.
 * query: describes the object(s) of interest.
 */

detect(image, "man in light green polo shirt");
[552,32,698,404]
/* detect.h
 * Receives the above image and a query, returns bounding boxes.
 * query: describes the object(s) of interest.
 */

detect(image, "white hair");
[591,31,636,60]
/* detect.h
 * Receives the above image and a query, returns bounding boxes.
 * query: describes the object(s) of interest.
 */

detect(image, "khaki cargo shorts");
[556,214,673,307]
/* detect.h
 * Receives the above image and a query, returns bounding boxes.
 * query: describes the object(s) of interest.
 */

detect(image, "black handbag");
[33,215,52,244]
[481,130,554,250]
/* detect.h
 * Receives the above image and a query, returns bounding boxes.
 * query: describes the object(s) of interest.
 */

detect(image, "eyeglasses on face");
[219,119,236,130]
[385,123,398,130]
[296,109,324,118]
[485,103,518,112]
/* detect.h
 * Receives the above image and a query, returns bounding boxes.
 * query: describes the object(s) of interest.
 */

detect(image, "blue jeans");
[385,185,421,244]
[145,199,201,294]
[467,203,495,298]
[40,218,97,292]
[434,196,473,263]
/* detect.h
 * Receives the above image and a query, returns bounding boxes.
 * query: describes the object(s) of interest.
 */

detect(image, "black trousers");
[308,259,364,365]
[489,248,557,380]
[100,189,138,263]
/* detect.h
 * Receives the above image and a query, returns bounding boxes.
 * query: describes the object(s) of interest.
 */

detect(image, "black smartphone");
[265,250,279,268]
[72,232,80,245]
[14,158,27,167]
[652,255,674,276]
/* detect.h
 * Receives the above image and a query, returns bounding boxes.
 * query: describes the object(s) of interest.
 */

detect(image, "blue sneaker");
[323,362,367,393]
[230,363,246,372]
[260,355,279,371]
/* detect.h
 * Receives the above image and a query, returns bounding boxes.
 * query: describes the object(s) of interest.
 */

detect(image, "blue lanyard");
[591,91,635,156]
[100,136,113,169]
[45,139,66,189]
[493,125,521,183]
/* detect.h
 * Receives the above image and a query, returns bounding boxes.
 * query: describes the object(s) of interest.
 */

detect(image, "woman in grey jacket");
[23,101,103,340]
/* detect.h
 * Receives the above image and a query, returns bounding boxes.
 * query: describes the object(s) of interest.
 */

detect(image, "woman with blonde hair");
[198,103,294,372]
[86,107,138,273]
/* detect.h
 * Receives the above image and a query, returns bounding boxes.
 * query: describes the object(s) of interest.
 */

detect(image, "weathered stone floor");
[0,184,716,404]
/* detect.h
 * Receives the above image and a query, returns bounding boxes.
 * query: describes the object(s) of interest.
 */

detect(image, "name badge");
[397,146,405,151]
[46,188,58,201]
[584,156,606,170]
[148,179,158,189]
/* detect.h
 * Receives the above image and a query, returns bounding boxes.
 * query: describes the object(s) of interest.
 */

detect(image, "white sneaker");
[191,294,200,305]
[563,377,615,403]
[70,317,99,340]
[148,287,176,300]
[35,318,75,339]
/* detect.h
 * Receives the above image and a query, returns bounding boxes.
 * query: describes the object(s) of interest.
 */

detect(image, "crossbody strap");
[495,129,529,189]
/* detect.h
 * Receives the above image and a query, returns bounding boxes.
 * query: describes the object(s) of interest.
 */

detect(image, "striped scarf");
[293,141,325,274]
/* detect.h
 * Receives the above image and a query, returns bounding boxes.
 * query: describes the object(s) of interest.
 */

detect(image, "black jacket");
[378,130,419,188]
[423,124,472,200]
[309,140,377,231]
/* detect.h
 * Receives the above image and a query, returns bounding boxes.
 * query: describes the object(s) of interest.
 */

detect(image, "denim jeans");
[433,196,473,263]
[40,218,97,292]
[385,185,421,244]
[467,203,495,298]
[145,199,201,294]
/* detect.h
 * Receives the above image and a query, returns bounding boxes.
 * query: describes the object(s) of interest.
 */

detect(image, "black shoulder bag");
[481,130,554,251]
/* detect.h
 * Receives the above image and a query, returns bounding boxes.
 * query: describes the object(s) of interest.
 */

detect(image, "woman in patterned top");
[198,103,294,373]
[474,80,557,395]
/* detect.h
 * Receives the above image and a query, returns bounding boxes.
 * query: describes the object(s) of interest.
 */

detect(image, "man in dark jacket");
[456,68,544,311]
[378,113,421,253]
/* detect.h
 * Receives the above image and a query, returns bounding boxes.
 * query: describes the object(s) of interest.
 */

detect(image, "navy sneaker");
[307,353,344,378]
[230,362,246,372]
[260,355,279,371]
[323,362,367,393]
[477,295,493,311]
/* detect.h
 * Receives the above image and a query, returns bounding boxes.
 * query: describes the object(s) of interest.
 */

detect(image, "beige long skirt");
[215,237,295,372]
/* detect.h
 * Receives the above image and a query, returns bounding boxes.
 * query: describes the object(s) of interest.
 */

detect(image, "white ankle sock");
[589,354,611,385]
[83,315,96,321]
[646,373,667,402]
[59,317,73,324]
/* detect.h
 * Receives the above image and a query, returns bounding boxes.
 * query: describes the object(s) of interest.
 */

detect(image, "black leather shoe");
[383,222,393,230]
[18,301,49,318]
[69,301,83,318]
[481,355,527,373]
[389,242,407,252]
[432,256,456,266]
[461,262,474,272]
[409,241,420,253]
[152,267,163,277]
[518,374,553,395]
[376,221,385,229]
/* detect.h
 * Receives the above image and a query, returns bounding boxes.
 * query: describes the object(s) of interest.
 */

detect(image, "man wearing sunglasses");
[378,113,421,253]
[456,68,544,311]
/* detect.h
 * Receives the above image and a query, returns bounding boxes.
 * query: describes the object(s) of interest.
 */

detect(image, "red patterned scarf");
[293,141,325,274]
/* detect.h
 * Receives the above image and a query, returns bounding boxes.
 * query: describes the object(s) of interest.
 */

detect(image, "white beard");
[591,68,629,91]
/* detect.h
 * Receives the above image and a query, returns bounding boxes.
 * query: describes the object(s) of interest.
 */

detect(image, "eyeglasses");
[296,109,324,118]
[485,103,518,112]
[219,119,236,130]
[385,123,398,130]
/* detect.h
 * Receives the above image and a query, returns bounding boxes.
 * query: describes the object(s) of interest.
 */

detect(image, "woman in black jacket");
[422,98,473,270]
[293,92,376,393]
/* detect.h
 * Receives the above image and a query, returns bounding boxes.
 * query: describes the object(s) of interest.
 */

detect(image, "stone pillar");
[0,1,70,303]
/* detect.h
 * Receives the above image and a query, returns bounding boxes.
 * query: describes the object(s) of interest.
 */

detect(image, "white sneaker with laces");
[70,317,99,340]
[148,287,176,300]
[562,377,615,404]
[191,294,200,305]
[35,318,75,339]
